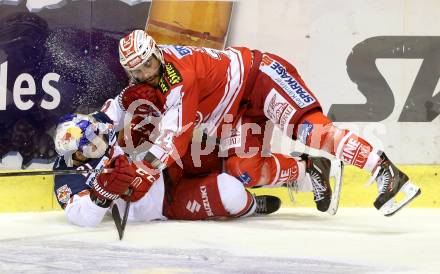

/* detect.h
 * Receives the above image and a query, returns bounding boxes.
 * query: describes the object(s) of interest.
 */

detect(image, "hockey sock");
[296,110,380,172]
[225,153,306,187]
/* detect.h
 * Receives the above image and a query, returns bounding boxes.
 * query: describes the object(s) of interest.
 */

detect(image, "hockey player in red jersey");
[106,82,337,214]
[110,30,420,216]
[53,113,282,227]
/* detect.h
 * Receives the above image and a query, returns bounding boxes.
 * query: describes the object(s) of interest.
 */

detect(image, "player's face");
[71,135,107,165]
[72,151,88,164]
[131,56,161,87]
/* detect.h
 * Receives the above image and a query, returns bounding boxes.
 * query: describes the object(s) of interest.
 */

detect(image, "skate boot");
[306,156,332,212]
[367,151,421,216]
[254,195,281,215]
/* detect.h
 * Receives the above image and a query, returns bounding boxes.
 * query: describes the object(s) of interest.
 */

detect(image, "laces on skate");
[285,155,343,215]
[286,180,298,204]
[366,152,421,216]
[254,195,281,215]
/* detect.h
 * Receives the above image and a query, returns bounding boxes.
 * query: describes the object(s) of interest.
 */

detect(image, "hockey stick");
[111,189,132,240]
[111,205,124,239]
[0,168,113,177]
[120,199,131,239]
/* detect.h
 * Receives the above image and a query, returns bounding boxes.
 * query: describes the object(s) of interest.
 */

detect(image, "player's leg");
[216,173,281,217]
[252,52,420,215]
[225,153,302,187]
[223,115,335,212]
[296,109,421,215]
[162,172,281,220]
[225,153,333,212]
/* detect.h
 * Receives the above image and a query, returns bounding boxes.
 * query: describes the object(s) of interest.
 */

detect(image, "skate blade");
[326,160,344,215]
[379,181,421,217]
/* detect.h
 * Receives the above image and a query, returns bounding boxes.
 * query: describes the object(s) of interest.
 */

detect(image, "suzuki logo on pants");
[186,200,201,213]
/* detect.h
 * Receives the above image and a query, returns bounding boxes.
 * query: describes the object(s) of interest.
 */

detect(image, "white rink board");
[229,0,440,164]
[2,0,439,164]
[1,208,440,274]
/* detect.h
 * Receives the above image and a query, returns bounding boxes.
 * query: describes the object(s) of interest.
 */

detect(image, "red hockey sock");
[296,110,380,172]
[225,153,305,187]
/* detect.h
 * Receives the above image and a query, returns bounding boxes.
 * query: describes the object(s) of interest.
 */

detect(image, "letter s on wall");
[328,36,440,122]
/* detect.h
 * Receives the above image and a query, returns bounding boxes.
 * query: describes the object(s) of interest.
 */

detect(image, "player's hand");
[91,155,136,207]
[121,160,160,202]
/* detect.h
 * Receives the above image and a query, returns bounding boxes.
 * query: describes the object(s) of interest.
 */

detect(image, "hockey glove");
[90,155,136,207]
[121,160,161,202]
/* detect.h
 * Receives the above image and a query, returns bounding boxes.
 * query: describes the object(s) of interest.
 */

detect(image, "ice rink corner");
[1,208,440,274]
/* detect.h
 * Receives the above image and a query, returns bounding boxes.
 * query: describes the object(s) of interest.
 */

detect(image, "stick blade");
[111,205,124,240]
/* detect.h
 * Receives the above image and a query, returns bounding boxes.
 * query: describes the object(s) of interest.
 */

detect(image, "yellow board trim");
[0,173,58,212]
[250,165,439,208]
[0,165,438,212]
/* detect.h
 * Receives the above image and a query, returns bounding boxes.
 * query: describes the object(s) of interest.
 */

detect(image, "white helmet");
[54,113,113,167]
[119,30,164,71]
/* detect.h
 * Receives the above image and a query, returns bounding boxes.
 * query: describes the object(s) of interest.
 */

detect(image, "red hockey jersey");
[106,46,255,168]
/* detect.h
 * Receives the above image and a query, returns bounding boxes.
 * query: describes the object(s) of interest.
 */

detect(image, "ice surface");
[1,208,439,274]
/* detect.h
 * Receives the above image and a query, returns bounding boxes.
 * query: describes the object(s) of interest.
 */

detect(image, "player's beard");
[144,65,163,88]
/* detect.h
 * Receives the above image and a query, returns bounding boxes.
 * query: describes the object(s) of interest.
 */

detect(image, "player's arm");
[147,80,199,169]
[63,190,108,227]
[98,96,126,132]
[54,155,138,227]
[97,84,140,133]
[53,156,108,227]
[99,84,162,137]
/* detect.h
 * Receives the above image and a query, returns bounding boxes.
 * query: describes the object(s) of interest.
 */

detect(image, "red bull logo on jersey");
[56,184,72,204]
[260,55,316,108]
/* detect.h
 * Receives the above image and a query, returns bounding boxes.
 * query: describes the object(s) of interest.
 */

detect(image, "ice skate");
[305,156,333,212]
[367,151,421,216]
[254,195,281,215]
[286,153,343,215]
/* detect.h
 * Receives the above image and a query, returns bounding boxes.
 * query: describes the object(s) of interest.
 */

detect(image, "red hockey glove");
[90,155,136,207]
[121,160,161,202]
